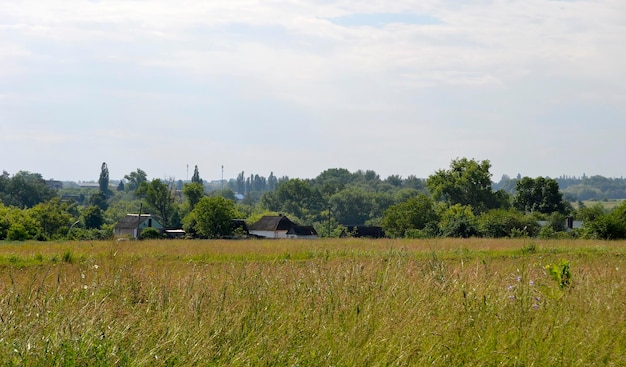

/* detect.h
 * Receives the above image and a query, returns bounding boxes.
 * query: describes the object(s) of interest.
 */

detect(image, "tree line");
[1,158,626,241]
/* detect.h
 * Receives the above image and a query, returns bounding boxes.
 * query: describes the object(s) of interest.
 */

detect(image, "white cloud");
[1,0,625,180]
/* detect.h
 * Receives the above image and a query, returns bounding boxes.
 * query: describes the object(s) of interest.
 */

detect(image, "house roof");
[114,214,157,230]
[248,215,295,231]
[287,226,318,236]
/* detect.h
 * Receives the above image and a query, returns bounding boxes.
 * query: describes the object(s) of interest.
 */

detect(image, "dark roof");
[248,215,295,231]
[287,226,318,236]
[114,214,156,230]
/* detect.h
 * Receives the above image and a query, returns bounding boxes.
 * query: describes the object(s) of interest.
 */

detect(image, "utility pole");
[221,165,224,191]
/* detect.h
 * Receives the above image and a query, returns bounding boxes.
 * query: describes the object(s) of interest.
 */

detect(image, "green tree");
[274,179,323,221]
[99,162,110,195]
[30,198,75,240]
[1,171,57,208]
[186,196,240,238]
[137,179,176,226]
[426,158,497,213]
[329,187,374,225]
[83,205,104,229]
[182,182,205,210]
[124,169,148,193]
[439,204,479,238]
[382,194,438,238]
[513,176,566,214]
[191,165,202,184]
[478,209,539,238]
[89,191,109,211]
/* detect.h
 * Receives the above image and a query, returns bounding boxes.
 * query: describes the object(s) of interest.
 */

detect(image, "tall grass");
[0,239,624,366]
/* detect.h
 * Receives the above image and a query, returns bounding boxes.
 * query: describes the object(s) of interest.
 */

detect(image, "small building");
[114,214,164,239]
[248,215,297,239]
[287,226,318,239]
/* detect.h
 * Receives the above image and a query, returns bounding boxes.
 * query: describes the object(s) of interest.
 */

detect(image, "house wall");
[249,230,289,239]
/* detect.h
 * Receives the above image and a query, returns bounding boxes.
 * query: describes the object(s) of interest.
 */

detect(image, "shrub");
[141,227,163,239]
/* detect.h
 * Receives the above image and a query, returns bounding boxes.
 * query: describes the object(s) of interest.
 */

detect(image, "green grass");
[0,238,625,366]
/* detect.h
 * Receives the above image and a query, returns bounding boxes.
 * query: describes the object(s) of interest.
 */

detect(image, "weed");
[546,259,572,289]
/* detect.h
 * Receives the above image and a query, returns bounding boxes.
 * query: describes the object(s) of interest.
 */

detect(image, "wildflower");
[516,276,522,282]
[529,280,535,286]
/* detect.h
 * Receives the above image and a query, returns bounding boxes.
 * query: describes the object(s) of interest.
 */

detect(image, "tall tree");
[183,182,205,210]
[137,179,176,226]
[124,169,148,193]
[191,165,202,184]
[513,176,566,214]
[186,196,240,238]
[382,194,438,238]
[1,171,56,208]
[99,162,110,195]
[426,158,497,213]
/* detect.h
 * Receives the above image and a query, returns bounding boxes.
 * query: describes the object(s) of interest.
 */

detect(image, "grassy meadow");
[0,238,625,366]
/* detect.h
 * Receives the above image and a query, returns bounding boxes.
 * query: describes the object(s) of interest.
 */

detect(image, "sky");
[1,0,625,183]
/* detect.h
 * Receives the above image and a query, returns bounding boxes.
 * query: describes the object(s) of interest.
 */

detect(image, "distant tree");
[439,204,479,238]
[385,175,403,188]
[137,179,176,226]
[274,179,324,221]
[89,191,108,211]
[0,202,39,240]
[427,158,497,213]
[83,205,104,229]
[268,172,278,191]
[117,180,125,191]
[513,177,566,214]
[382,194,438,238]
[30,198,75,240]
[124,169,148,193]
[191,165,202,184]
[182,182,204,210]
[186,196,240,239]
[329,187,374,225]
[0,171,57,208]
[403,175,426,191]
[99,162,110,195]
[478,209,539,238]
[580,201,626,239]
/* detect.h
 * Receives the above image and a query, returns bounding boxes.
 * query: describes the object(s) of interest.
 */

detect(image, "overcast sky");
[1,0,625,183]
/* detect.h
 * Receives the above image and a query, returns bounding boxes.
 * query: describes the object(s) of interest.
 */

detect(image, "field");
[1,238,625,366]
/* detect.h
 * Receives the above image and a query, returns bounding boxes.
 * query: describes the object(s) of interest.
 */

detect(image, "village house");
[114,214,164,239]
[248,215,317,239]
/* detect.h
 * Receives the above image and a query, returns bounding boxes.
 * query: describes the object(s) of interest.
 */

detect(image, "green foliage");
[0,171,57,208]
[191,165,203,184]
[89,191,109,211]
[478,209,539,238]
[439,204,479,238]
[270,179,324,223]
[186,196,241,239]
[182,182,204,210]
[83,205,104,229]
[513,176,566,214]
[137,179,177,227]
[124,168,148,193]
[426,158,499,213]
[99,162,110,195]
[382,194,438,238]
[329,187,375,226]
[30,198,75,240]
[141,227,162,239]
[546,260,572,289]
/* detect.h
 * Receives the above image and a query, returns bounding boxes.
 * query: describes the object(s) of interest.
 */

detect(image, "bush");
[141,227,163,239]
